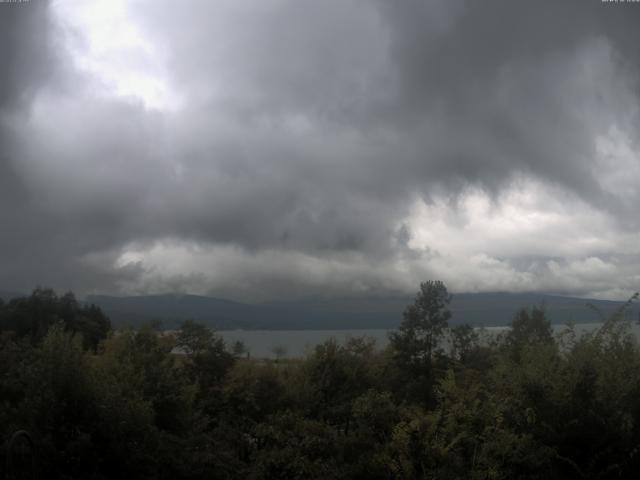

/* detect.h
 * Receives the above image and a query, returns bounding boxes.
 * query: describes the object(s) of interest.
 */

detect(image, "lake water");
[218,323,638,359]
[219,329,391,359]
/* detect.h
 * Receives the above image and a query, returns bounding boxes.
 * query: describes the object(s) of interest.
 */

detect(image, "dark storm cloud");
[375,0,640,211]
[0,0,52,198]
[0,2,151,291]
[134,0,640,231]
[1,0,640,298]
[129,0,640,230]
[0,1,66,290]
[0,1,54,110]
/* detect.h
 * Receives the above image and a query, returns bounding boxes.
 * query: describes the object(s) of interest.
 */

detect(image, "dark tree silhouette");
[390,280,452,366]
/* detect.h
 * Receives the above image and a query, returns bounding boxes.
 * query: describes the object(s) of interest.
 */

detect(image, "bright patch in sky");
[404,180,611,260]
[51,0,182,111]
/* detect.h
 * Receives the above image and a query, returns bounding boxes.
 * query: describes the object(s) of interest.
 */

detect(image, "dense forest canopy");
[1,284,639,479]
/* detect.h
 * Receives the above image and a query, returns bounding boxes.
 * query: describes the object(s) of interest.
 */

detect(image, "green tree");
[301,337,376,432]
[505,306,554,359]
[0,288,110,350]
[176,320,235,414]
[449,323,479,363]
[390,281,452,366]
[386,281,452,404]
[232,340,248,357]
[271,345,287,362]
[176,319,218,356]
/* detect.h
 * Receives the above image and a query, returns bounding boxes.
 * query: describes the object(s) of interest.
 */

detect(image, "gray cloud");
[377,0,640,200]
[1,0,640,300]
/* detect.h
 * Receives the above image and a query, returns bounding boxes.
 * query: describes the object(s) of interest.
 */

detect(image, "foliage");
[1,285,640,479]
[390,280,452,365]
[449,323,479,363]
[505,305,555,355]
[387,281,452,405]
[0,288,110,350]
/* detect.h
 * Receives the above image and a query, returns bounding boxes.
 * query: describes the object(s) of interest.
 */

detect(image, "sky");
[1,0,640,301]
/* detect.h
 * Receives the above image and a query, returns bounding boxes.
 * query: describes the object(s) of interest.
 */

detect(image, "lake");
[218,322,638,359]
[218,329,391,359]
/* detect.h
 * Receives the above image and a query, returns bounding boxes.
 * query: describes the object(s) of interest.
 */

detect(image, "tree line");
[0,283,639,479]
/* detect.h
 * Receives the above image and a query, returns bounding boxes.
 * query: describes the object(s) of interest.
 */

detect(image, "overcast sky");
[1,0,640,301]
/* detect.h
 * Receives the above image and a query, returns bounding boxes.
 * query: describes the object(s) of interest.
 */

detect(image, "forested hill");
[84,292,640,330]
